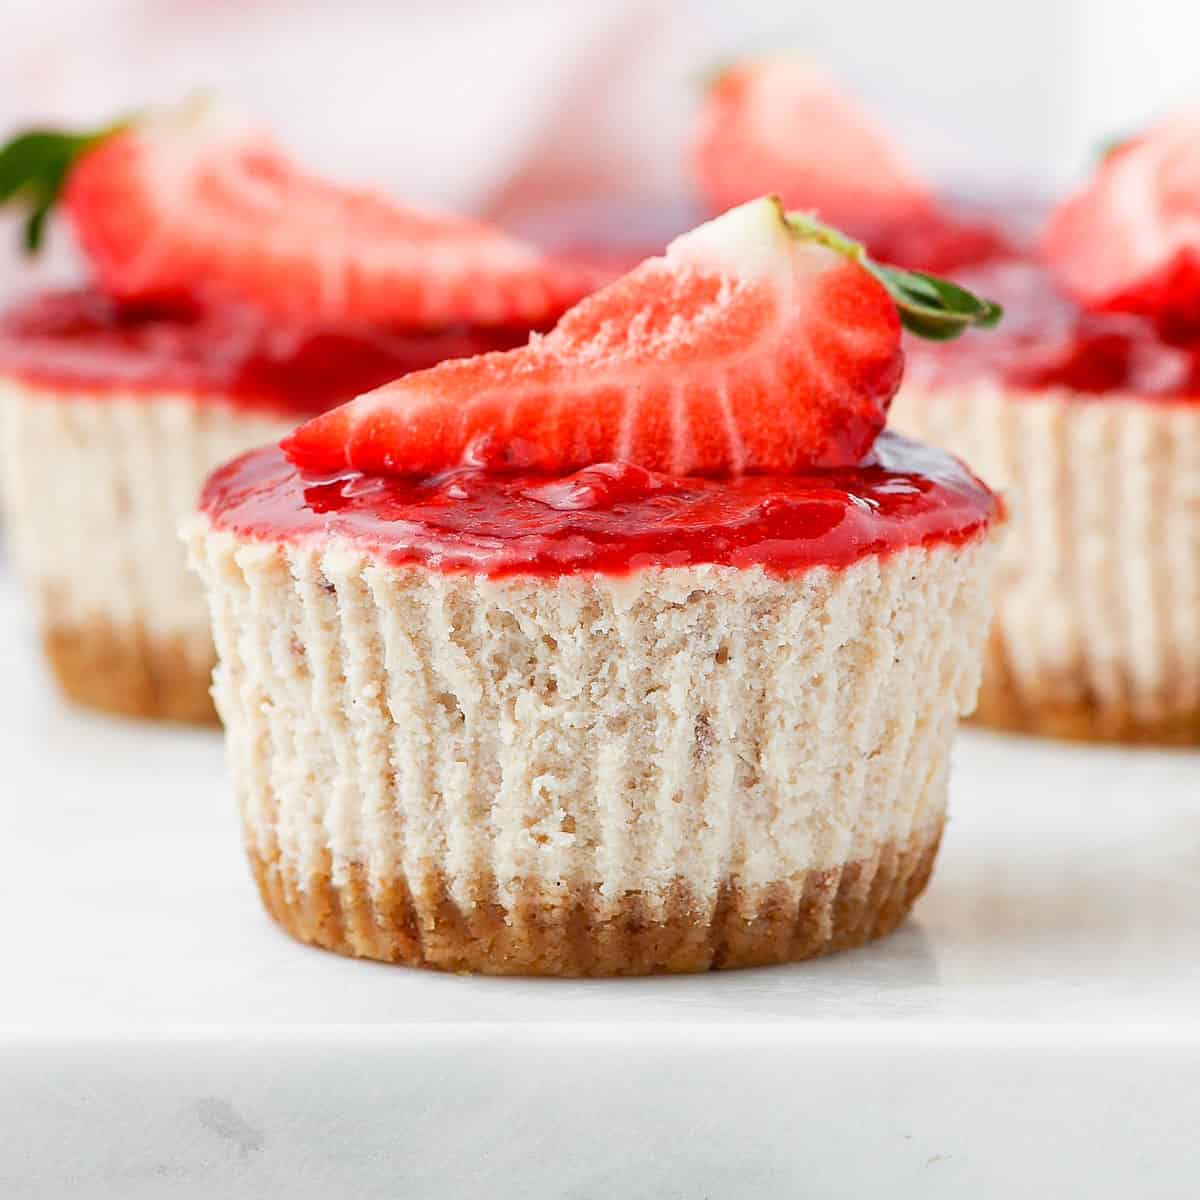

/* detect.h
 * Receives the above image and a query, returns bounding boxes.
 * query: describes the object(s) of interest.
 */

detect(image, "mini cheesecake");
[0,291,529,721]
[893,261,1200,742]
[0,100,595,722]
[188,437,996,974]
[893,104,1200,745]
[188,198,1003,975]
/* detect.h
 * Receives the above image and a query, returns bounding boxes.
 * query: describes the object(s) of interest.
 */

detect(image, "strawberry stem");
[783,207,1003,341]
[1096,132,1131,163]
[0,120,127,252]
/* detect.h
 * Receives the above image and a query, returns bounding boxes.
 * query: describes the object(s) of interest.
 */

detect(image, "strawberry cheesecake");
[892,113,1200,743]
[0,102,592,721]
[186,198,1003,975]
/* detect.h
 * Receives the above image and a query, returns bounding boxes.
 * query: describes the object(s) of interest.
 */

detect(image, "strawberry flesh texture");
[283,203,903,479]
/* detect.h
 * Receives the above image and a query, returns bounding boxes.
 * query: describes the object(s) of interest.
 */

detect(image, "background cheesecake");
[0,101,595,721]
[892,113,1200,743]
[0,290,530,720]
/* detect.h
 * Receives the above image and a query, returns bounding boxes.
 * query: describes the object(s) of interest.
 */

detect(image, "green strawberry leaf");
[782,205,1003,341]
[23,202,51,253]
[870,262,1003,340]
[0,121,128,252]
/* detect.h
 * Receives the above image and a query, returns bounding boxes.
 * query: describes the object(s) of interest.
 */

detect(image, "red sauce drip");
[0,290,538,416]
[200,433,997,578]
[906,260,1200,399]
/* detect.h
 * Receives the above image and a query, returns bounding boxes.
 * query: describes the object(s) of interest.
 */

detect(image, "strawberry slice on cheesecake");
[691,57,1012,273]
[58,100,597,328]
[0,99,596,723]
[188,198,1005,975]
[284,201,998,478]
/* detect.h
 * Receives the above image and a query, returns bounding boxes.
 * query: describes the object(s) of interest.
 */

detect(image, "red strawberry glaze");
[906,261,1200,400]
[0,290,537,418]
[863,211,1014,275]
[199,432,998,579]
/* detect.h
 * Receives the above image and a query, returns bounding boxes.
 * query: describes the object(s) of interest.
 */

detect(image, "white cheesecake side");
[891,380,1200,742]
[1,378,293,720]
[185,521,997,974]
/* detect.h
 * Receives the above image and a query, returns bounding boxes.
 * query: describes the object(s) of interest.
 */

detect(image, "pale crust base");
[973,630,1200,746]
[245,822,944,976]
[44,620,217,725]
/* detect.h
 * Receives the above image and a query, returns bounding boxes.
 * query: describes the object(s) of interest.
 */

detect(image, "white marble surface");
[1,565,1198,1198]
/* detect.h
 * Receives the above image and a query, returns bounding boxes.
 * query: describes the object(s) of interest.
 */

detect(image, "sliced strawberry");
[1043,110,1200,330]
[0,101,596,327]
[692,59,936,230]
[283,198,1001,479]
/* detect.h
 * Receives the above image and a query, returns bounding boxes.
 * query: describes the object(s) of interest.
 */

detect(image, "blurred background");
[3,0,1199,285]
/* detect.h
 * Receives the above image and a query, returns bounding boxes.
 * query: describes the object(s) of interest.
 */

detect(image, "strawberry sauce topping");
[0,290,535,416]
[200,432,997,578]
[905,261,1200,399]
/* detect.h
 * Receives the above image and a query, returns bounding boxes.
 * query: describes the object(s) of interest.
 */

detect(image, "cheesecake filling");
[186,526,995,910]
[199,431,998,578]
[892,259,1200,740]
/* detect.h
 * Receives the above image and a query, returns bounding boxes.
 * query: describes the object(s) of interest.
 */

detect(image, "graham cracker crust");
[245,822,944,976]
[44,620,218,724]
[972,631,1200,746]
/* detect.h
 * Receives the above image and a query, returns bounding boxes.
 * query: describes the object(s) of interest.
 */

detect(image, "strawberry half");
[282,198,1001,479]
[1043,111,1200,331]
[0,100,597,327]
[692,59,936,230]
